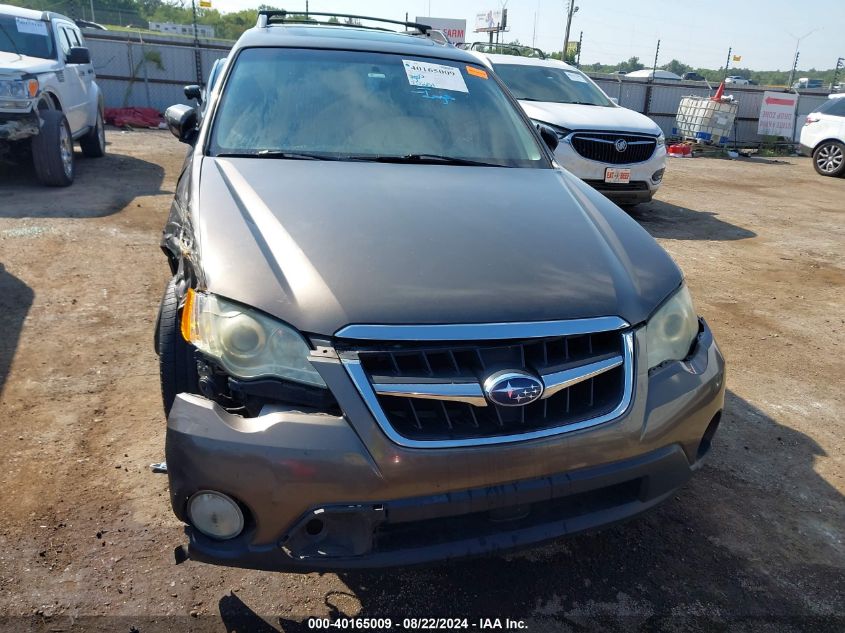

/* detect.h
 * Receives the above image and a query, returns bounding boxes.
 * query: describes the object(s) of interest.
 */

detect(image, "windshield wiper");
[519,98,605,106]
[215,150,343,160]
[356,154,507,167]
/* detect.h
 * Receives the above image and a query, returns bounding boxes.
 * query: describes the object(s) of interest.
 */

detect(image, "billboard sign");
[757,91,797,138]
[475,10,503,32]
[416,17,467,46]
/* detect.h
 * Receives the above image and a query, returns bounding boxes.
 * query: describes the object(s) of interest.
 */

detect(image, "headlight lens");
[181,290,326,387]
[0,78,39,99]
[656,132,666,147]
[645,285,699,369]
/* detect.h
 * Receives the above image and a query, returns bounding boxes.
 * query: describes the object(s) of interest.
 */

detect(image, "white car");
[471,52,667,205]
[0,4,105,186]
[724,76,750,86]
[800,94,845,177]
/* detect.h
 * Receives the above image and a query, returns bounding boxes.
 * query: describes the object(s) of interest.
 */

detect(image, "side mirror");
[536,123,559,152]
[609,97,619,105]
[66,47,91,64]
[165,104,199,144]
[184,84,202,104]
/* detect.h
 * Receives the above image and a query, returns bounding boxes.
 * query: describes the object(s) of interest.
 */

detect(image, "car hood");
[196,158,681,336]
[520,101,662,135]
[0,51,60,76]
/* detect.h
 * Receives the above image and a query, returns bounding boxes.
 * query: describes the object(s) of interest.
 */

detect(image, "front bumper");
[0,112,39,142]
[553,141,667,204]
[166,321,725,571]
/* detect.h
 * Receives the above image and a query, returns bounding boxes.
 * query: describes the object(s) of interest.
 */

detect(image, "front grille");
[570,133,657,164]
[346,331,628,443]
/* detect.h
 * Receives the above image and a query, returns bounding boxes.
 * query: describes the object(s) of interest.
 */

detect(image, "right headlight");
[645,285,699,370]
[0,78,39,109]
[181,290,326,387]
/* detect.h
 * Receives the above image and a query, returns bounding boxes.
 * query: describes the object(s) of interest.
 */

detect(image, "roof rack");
[468,42,547,59]
[256,10,431,34]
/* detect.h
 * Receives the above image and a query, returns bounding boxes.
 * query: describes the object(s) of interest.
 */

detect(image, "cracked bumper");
[166,322,725,571]
[0,113,39,142]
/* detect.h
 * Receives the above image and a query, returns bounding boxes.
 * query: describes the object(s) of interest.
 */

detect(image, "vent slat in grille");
[571,133,657,165]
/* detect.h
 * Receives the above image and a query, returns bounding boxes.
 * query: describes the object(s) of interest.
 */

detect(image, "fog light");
[651,168,665,184]
[187,491,244,540]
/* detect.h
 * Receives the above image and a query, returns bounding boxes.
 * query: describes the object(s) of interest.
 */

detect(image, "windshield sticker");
[413,87,456,105]
[15,17,48,36]
[565,71,588,83]
[466,66,489,79]
[402,60,468,93]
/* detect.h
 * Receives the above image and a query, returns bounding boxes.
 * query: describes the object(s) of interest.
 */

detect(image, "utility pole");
[788,51,799,88]
[562,0,578,61]
[833,57,844,89]
[191,0,202,85]
[652,39,660,79]
[787,29,820,89]
[89,0,95,22]
[723,47,731,80]
[576,31,582,67]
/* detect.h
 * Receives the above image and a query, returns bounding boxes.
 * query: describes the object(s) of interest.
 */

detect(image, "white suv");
[0,4,105,186]
[471,51,666,205]
[800,95,845,177]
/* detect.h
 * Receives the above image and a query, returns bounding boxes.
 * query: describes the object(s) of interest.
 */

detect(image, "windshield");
[493,63,612,106]
[0,14,55,59]
[209,48,546,168]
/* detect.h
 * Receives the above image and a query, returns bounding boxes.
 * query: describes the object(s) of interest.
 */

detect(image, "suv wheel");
[31,110,74,186]
[79,108,106,158]
[158,276,199,416]
[812,140,845,177]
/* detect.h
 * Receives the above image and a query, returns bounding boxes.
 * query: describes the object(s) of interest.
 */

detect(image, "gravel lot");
[0,130,843,632]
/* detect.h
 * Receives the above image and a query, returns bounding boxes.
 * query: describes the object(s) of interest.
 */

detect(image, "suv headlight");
[645,285,699,370]
[0,78,39,107]
[181,290,326,387]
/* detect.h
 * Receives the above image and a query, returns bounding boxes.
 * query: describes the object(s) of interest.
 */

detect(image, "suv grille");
[340,327,633,446]
[570,133,657,164]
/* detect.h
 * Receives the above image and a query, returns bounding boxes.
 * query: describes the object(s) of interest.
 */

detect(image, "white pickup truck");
[0,4,105,186]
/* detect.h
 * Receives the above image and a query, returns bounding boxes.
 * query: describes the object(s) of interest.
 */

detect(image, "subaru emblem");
[615,138,628,152]
[483,370,544,407]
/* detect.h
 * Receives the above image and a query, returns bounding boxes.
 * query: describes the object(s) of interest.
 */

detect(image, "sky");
[208,0,843,71]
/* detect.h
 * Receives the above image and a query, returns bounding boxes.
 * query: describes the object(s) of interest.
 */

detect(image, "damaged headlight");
[181,290,326,387]
[0,79,39,109]
[645,284,699,370]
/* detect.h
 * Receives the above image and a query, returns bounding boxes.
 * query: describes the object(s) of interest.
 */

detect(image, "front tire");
[812,141,845,177]
[79,108,106,158]
[31,110,74,187]
[158,276,199,416]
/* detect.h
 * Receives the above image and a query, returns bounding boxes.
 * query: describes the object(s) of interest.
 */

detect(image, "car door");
[53,21,87,133]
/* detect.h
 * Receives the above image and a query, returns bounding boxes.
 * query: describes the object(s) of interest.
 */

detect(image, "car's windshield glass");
[209,48,546,168]
[493,63,612,106]
[0,14,55,59]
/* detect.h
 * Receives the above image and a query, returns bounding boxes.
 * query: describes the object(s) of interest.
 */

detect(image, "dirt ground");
[0,130,842,633]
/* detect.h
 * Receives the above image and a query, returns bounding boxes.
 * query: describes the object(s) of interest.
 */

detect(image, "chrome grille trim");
[369,353,624,406]
[372,381,487,407]
[335,316,629,341]
[342,331,635,449]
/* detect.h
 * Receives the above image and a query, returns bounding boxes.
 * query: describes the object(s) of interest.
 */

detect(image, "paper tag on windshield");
[565,71,587,83]
[402,60,468,93]
[15,17,48,36]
